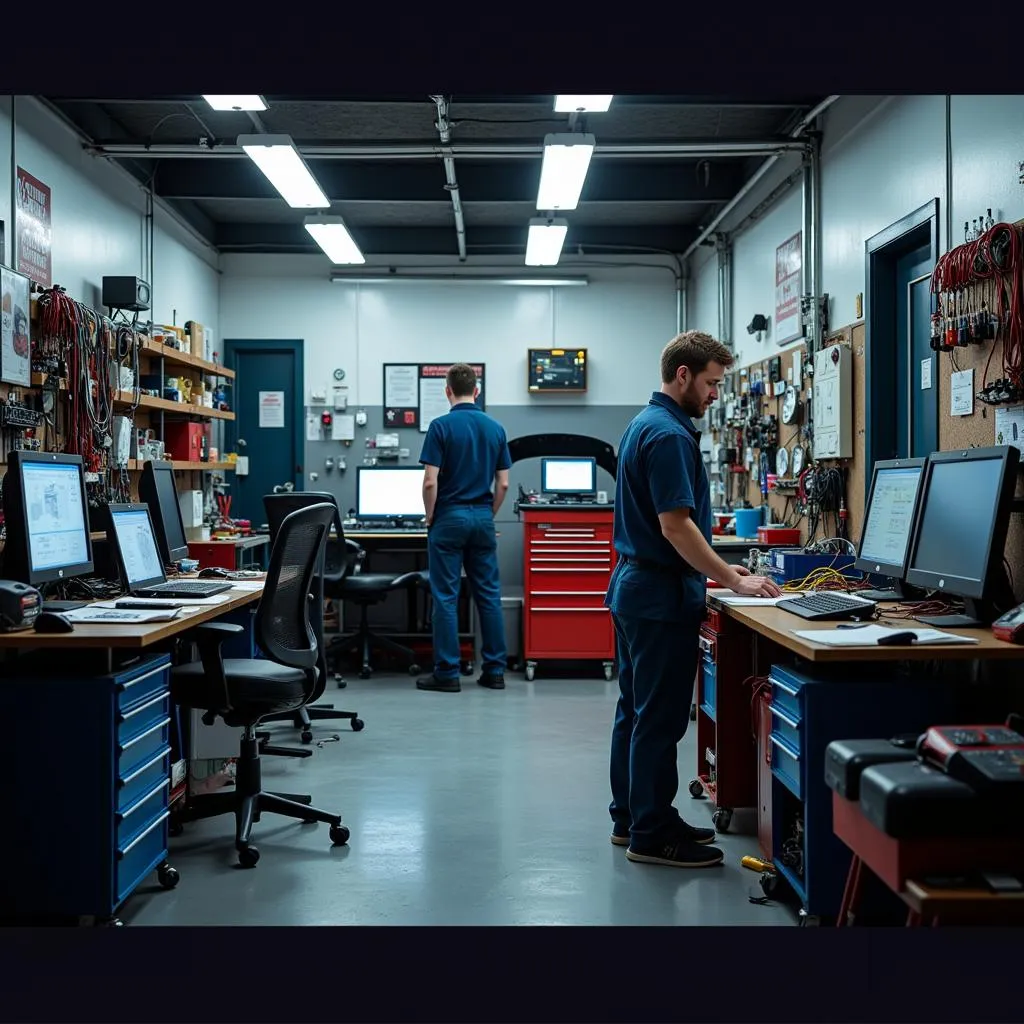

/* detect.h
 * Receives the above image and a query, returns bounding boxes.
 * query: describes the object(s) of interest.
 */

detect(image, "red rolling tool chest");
[688,604,757,833]
[520,506,617,681]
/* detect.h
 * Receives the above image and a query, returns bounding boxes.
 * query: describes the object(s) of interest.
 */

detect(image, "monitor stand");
[857,580,925,603]
[915,569,1017,629]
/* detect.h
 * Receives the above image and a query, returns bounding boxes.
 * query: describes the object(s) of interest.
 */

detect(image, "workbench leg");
[837,856,864,927]
[905,910,922,927]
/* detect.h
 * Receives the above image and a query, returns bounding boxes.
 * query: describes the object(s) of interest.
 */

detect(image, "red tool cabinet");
[520,506,617,681]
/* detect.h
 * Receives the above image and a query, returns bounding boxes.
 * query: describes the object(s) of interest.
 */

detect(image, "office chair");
[171,502,350,868]
[263,491,364,738]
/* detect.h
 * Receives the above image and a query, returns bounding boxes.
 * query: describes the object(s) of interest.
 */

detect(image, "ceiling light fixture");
[329,273,587,287]
[305,216,365,264]
[525,218,569,266]
[238,134,330,209]
[553,95,613,113]
[203,95,267,112]
[536,133,595,211]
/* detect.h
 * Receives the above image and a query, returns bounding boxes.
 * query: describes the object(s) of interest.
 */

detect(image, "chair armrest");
[181,621,245,713]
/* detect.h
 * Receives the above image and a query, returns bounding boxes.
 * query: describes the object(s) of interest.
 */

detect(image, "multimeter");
[992,602,1024,644]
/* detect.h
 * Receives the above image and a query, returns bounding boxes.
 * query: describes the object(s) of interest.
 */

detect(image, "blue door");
[224,339,304,525]
[894,246,936,458]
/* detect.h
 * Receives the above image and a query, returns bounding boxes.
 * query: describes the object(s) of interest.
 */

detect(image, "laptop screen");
[110,506,165,588]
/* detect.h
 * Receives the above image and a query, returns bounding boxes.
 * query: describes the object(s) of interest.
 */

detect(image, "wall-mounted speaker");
[102,276,151,312]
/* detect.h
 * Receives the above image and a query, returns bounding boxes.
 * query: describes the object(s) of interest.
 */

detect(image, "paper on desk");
[228,582,265,592]
[64,606,183,624]
[793,625,979,647]
[709,590,805,606]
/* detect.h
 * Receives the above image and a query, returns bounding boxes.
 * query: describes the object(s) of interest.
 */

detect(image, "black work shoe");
[626,836,724,868]
[610,827,630,847]
[477,673,505,690]
[678,820,717,845]
[416,675,461,693]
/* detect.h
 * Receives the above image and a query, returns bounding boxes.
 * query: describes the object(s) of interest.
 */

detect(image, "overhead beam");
[214,222,699,256]
[154,159,748,205]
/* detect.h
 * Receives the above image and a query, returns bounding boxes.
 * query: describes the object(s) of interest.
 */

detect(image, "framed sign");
[16,167,52,289]
[0,264,32,386]
[775,231,803,345]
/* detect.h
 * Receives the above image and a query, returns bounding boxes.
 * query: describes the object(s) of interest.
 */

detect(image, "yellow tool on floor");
[741,855,776,873]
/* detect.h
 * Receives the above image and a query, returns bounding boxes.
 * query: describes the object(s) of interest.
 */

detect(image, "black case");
[824,739,918,800]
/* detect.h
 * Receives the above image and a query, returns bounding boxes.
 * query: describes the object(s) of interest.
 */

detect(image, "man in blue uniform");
[417,363,512,693]
[606,331,781,868]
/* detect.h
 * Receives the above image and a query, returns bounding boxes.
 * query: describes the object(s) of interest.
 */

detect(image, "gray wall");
[305,403,639,588]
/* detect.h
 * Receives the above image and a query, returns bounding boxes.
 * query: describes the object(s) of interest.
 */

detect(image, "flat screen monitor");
[528,348,588,392]
[1,451,94,585]
[905,445,1020,626]
[139,459,190,564]
[107,503,166,591]
[854,458,925,579]
[356,466,426,520]
[541,456,596,495]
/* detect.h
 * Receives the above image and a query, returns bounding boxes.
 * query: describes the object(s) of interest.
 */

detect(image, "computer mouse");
[877,630,917,646]
[34,611,75,634]
[198,567,230,579]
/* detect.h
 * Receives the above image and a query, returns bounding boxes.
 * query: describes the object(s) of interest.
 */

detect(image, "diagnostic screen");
[542,458,596,494]
[859,466,922,568]
[23,461,90,572]
[357,468,426,518]
[528,348,587,391]
[111,508,165,586]
[910,458,1002,584]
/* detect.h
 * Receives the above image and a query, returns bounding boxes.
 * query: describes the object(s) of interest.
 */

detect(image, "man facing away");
[416,363,511,693]
[606,331,782,868]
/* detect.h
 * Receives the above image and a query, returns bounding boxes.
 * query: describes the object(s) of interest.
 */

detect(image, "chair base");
[262,700,361,740]
[327,603,419,679]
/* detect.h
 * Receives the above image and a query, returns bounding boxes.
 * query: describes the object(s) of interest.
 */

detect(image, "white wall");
[219,255,679,407]
[0,97,219,335]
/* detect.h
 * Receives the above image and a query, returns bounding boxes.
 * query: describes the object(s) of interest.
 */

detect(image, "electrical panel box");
[812,344,852,460]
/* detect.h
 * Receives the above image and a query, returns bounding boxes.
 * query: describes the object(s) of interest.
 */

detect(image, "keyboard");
[776,592,877,621]
[136,580,233,598]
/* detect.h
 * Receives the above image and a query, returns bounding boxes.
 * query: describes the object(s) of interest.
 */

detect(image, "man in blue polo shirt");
[417,363,512,693]
[606,331,781,869]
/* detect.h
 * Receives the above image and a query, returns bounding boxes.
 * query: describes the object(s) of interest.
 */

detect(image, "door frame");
[223,338,305,491]
[864,198,940,477]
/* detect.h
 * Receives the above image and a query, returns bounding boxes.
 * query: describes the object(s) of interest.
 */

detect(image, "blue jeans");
[609,610,700,845]
[428,506,506,680]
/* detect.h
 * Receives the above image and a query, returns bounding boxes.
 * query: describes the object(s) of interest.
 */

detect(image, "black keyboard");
[138,580,233,597]
[776,592,877,621]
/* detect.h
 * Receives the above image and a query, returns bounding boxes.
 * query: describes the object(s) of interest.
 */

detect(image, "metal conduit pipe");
[430,95,467,262]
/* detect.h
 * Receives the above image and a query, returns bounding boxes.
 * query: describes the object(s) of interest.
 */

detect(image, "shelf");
[114,392,235,421]
[140,339,235,379]
[125,459,235,472]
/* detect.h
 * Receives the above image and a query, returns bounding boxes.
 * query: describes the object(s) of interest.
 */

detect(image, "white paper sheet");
[258,391,285,428]
[708,590,806,607]
[793,625,978,647]
[994,403,1024,452]
[950,369,974,416]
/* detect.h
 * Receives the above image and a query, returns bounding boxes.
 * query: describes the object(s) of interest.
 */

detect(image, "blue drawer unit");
[699,651,717,721]
[767,662,957,920]
[0,653,179,921]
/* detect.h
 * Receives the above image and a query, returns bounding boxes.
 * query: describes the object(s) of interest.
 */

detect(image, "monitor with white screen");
[109,505,167,589]
[23,460,91,577]
[855,458,925,580]
[356,466,426,520]
[541,457,596,496]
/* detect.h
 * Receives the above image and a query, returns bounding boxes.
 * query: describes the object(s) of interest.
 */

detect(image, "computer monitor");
[854,457,926,600]
[541,456,597,497]
[106,503,166,592]
[139,459,190,564]
[355,466,426,520]
[904,445,1020,627]
[0,450,94,586]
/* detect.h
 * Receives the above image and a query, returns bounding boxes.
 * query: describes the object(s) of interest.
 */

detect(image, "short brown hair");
[446,363,478,398]
[660,330,734,384]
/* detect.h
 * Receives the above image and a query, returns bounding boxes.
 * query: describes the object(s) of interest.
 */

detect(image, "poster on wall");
[383,363,420,428]
[418,363,486,433]
[775,231,803,345]
[16,168,52,289]
[0,264,32,386]
[258,390,285,428]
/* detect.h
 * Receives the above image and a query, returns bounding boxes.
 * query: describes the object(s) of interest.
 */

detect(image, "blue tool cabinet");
[0,652,179,922]
[767,662,956,921]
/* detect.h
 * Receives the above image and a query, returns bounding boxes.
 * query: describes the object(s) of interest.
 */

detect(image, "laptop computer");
[106,503,234,599]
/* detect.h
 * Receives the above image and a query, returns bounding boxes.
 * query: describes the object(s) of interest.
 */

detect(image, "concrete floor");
[123,672,797,927]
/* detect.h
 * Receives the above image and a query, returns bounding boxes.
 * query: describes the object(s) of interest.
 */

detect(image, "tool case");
[824,738,918,801]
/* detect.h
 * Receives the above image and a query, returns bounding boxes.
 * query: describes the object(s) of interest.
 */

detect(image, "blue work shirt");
[605,391,712,622]
[419,403,512,516]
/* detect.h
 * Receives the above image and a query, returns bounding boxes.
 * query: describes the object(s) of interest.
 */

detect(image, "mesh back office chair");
[263,492,364,737]
[171,503,350,868]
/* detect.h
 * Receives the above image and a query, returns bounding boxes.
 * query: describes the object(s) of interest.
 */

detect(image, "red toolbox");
[162,421,209,463]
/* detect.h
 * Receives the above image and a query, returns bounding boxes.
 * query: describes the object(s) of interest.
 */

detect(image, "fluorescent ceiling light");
[305,216,365,264]
[330,273,587,286]
[204,95,267,111]
[526,218,568,266]
[238,134,329,209]
[554,95,613,113]
[536,133,595,211]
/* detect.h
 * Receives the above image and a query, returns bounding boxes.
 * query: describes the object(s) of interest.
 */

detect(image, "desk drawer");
[770,674,803,721]
[769,702,803,757]
[115,659,171,715]
[116,777,170,849]
[118,705,171,775]
[115,808,169,906]
[770,734,802,799]
[117,746,172,813]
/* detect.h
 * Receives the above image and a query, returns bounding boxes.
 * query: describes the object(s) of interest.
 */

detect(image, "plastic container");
[733,507,761,539]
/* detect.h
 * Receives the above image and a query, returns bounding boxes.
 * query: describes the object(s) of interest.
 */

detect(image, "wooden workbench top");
[0,584,264,651]
[709,595,1023,663]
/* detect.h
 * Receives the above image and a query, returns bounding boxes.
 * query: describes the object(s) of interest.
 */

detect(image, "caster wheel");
[237,846,260,869]
[329,824,351,846]
[301,730,313,744]
[157,864,180,890]
[359,667,371,680]
[408,664,421,676]
[603,664,614,681]
[168,821,184,838]
[351,718,365,732]
[688,779,705,799]
[335,675,347,689]
[460,660,474,677]
[689,703,697,721]
[712,809,733,833]
[99,917,124,927]
[759,871,778,897]
[525,664,536,682]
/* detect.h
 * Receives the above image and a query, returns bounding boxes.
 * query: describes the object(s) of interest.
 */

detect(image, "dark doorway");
[865,199,940,474]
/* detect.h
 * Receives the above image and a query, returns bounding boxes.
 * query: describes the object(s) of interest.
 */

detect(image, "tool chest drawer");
[769,701,803,757]
[699,655,717,720]
[769,665,804,720]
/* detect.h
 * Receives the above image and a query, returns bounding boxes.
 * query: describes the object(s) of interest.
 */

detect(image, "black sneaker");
[678,820,717,845]
[610,827,630,847]
[477,673,505,690]
[416,675,461,693]
[626,835,725,868]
